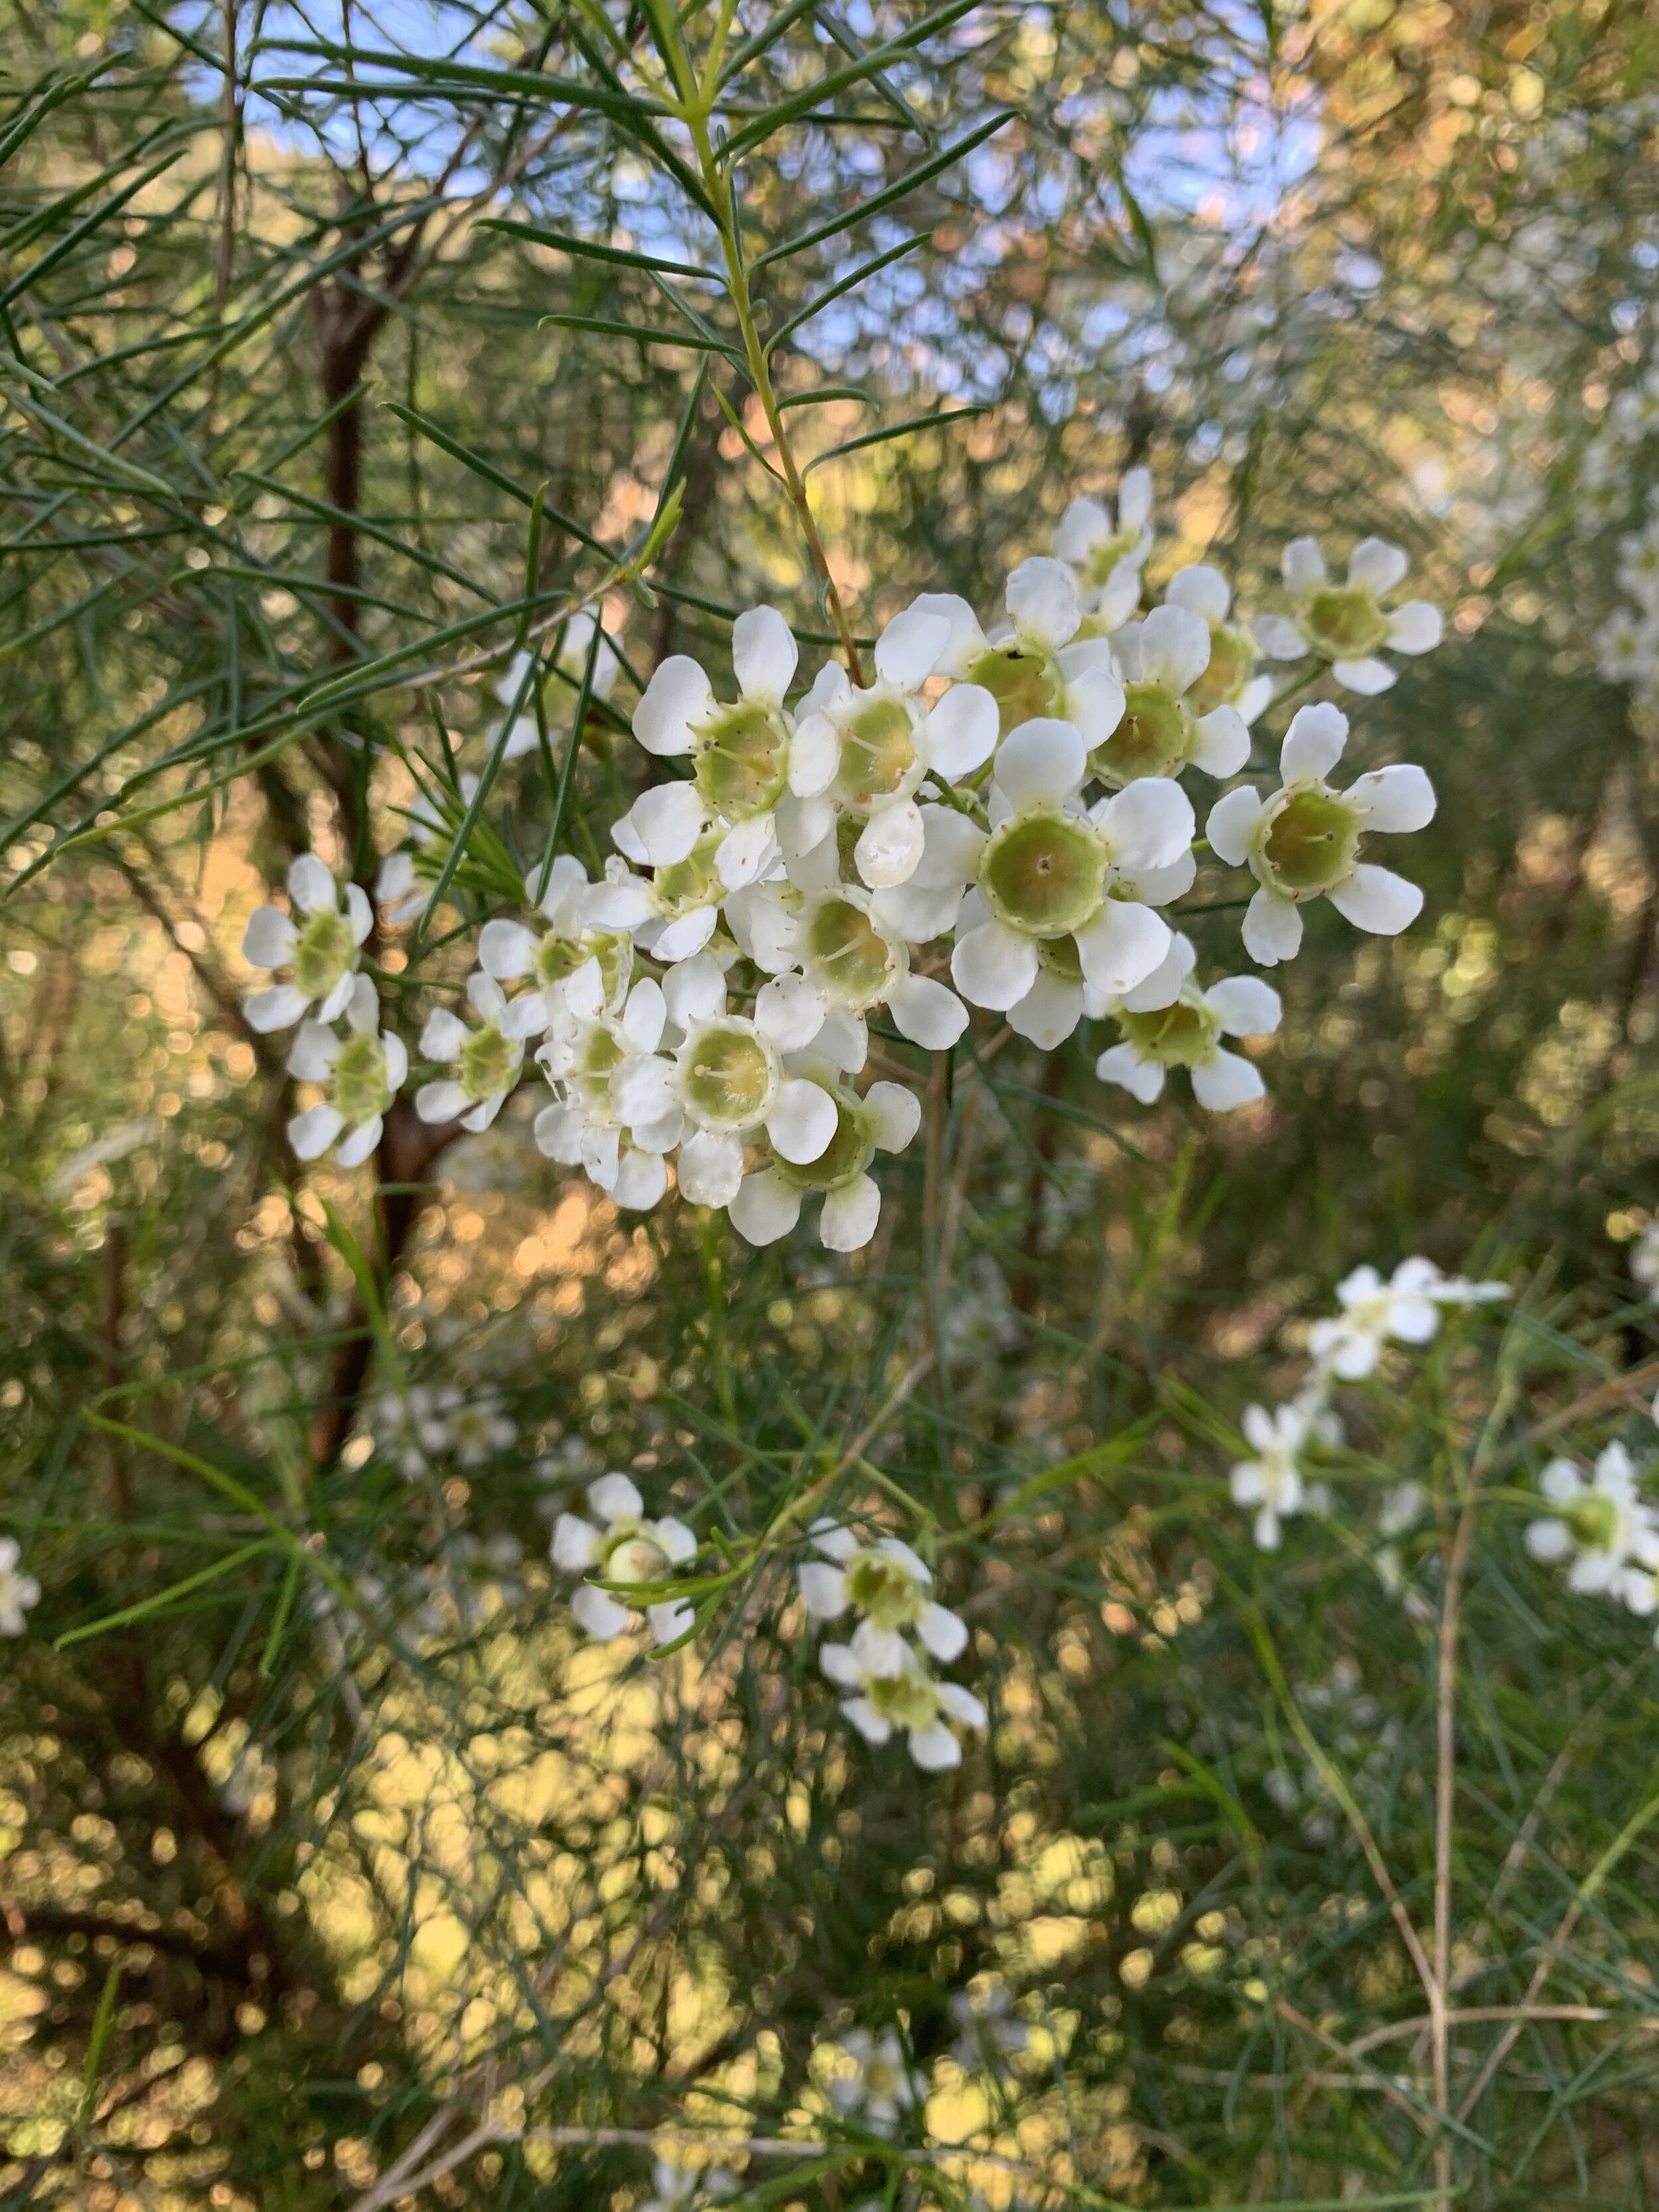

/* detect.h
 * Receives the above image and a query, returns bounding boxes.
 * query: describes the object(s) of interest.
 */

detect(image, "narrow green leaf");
[540,311,743,359]
[802,403,986,475]
[753,110,1011,269]
[479,216,721,285]
[0,145,186,311]
[718,0,982,165]
[77,1961,122,2128]
[764,230,930,356]
[54,1540,273,1649]
[379,400,607,552]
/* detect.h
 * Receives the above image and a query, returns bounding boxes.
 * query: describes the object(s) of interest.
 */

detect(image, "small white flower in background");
[414,972,528,1133]
[285,976,408,1167]
[551,1473,697,1645]
[1375,1480,1427,1597]
[1255,535,1443,694]
[447,1390,516,1468]
[727,1067,920,1254]
[370,1390,433,1480]
[1095,932,1281,1112]
[1616,517,1659,617]
[1094,601,1252,786]
[1163,564,1275,727]
[628,606,799,888]
[1524,1444,1659,1596]
[1630,1220,1659,1296]
[218,1739,277,1817]
[824,2027,917,2134]
[638,2146,737,2212]
[910,557,1127,753]
[1597,607,1659,689]
[950,1983,1030,2073]
[1053,467,1154,619]
[1206,702,1436,967]
[819,1621,987,1769]
[241,854,372,1033]
[498,611,622,761]
[798,1522,968,1668]
[1307,1255,1507,1381]
[0,1538,40,1637]
[1229,1397,1336,1550]
[375,774,480,925]
[476,851,633,1033]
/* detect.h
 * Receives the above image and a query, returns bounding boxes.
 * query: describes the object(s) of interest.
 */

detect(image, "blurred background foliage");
[5,0,1659,2205]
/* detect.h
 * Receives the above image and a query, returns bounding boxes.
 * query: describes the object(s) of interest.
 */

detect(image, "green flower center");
[652,832,723,919]
[1083,527,1141,591]
[1187,623,1252,714]
[1037,934,1084,984]
[1261,788,1362,895]
[460,1021,518,1103]
[330,1031,391,1122]
[863,1670,939,1732]
[292,907,356,1000]
[776,1088,873,1192]
[804,897,897,1011]
[694,701,789,820]
[1304,587,1389,659]
[1118,996,1220,1069]
[832,696,919,812]
[679,1019,776,1130]
[966,644,1058,739]
[979,810,1107,938]
[533,928,633,1004]
[602,1523,672,1587]
[1090,680,1192,786]
[844,1550,926,1631]
[1565,1495,1619,1552]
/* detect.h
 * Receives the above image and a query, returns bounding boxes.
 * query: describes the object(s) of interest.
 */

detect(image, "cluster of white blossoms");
[0,1538,40,1638]
[550,1471,698,1647]
[241,479,1449,1253]
[798,1522,986,1769]
[1526,1438,1659,1643]
[1229,1258,1508,1551]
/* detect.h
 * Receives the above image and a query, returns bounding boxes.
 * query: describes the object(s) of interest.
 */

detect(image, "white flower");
[1094,933,1281,1111]
[1633,1222,1659,1295]
[819,1622,987,1769]
[605,954,840,1207]
[1597,607,1659,686]
[551,1472,698,1645]
[1376,1480,1427,1595]
[1526,1445,1659,1596]
[534,968,674,1205]
[797,1522,968,1668]
[909,558,1127,756]
[752,877,970,1051]
[447,1390,516,1467]
[0,1538,40,1637]
[727,1073,920,1253]
[241,854,372,1033]
[949,1984,1031,2073]
[375,774,480,925]
[1229,1398,1334,1549]
[824,2026,917,2134]
[476,852,634,1035]
[628,606,799,887]
[1093,601,1252,786]
[638,2149,737,2212]
[1053,467,1154,616]
[498,611,622,761]
[1163,564,1273,727]
[285,976,408,1167]
[597,833,731,966]
[784,602,999,891]
[1254,535,1443,694]
[1205,702,1435,967]
[1307,1255,1505,1381]
[947,717,1190,1021]
[1616,519,1659,617]
[414,972,526,1132]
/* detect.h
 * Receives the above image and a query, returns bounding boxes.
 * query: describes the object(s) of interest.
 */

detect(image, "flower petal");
[243,984,310,1033]
[855,800,926,888]
[632,781,707,867]
[798,1562,849,1617]
[1053,495,1110,563]
[1346,536,1409,595]
[1282,536,1328,593]
[905,591,985,678]
[918,1603,968,1661]
[634,655,710,755]
[1165,563,1230,622]
[732,605,798,703]
[571,1584,635,1641]
[820,1172,881,1252]
[923,682,999,778]
[242,905,297,968]
[1005,555,1081,648]
[865,1078,922,1153]
[1205,785,1263,866]
[907,1722,962,1771]
[788,712,839,797]
[1326,863,1423,936]
[663,953,725,1031]
[950,919,1041,1011]
[589,1471,643,1520]
[1073,900,1170,995]
[1118,931,1192,1011]
[1190,1047,1265,1111]
[1386,600,1442,654]
[1331,656,1397,695]
[1346,763,1435,833]
[622,980,667,1053]
[728,1167,803,1246]
[1242,885,1303,966]
[646,1599,695,1646]
[551,1513,603,1570]
[652,907,719,963]
[1191,704,1250,778]
[287,1102,345,1159]
[887,972,968,1050]
[415,1078,468,1123]
[420,1007,470,1061]
[1008,970,1084,1049]
[1098,775,1194,871]
[765,1078,838,1165]
[715,812,777,889]
[534,1103,585,1163]
[610,1053,676,1128]
[612,1147,668,1210]
[287,1020,340,1083]
[336,1116,383,1169]
[1205,975,1282,1036]
[1279,701,1349,784]
[1095,1042,1165,1103]
[678,1128,747,1205]
[287,853,336,915]
[1253,613,1308,660]
[1137,603,1210,696]
[993,716,1087,808]
[755,972,826,1052]
[874,605,952,692]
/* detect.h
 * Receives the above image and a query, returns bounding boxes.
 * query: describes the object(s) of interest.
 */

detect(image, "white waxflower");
[1254,535,1443,694]
[748,874,970,1051]
[638,2149,737,2212]
[1092,603,1252,786]
[0,1538,40,1637]
[1616,519,1659,617]
[1525,1444,1659,1596]
[1307,1256,1507,1381]
[820,1623,987,1769]
[375,774,480,926]
[285,976,409,1167]
[497,611,622,760]
[784,603,999,891]
[1376,1479,1427,1597]
[729,1065,919,1253]
[414,972,528,1133]
[534,968,675,1207]
[605,954,839,1208]
[1632,1222,1659,1295]
[1094,932,1281,1111]
[371,1386,464,1479]
[910,557,1127,755]
[447,1390,516,1467]
[1205,702,1435,967]
[1053,466,1154,616]
[949,1984,1031,2074]
[476,852,634,1033]
[947,717,1192,1021]
[1229,1398,1335,1550]
[241,855,373,1033]
[1163,564,1273,727]
[797,1522,968,1669]
[595,831,733,966]
[1597,607,1659,687]
[627,606,800,888]
[824,2027,917,2134]
[551,1472,697,1645]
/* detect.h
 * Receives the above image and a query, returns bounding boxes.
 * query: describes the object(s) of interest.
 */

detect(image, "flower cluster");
[240,480,1447,1255]
[798,1521,985,1769]
[1228,1257,1508,1552]
[551,1473,698,1646]
[1526,1441,1659,1640]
